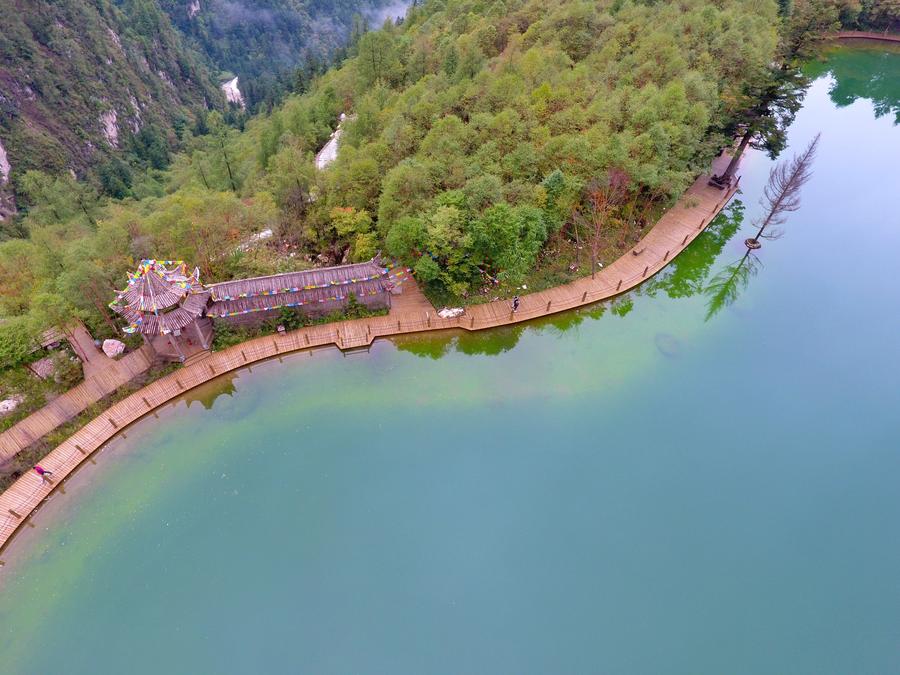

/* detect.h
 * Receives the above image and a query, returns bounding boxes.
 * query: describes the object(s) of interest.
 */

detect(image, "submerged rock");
[654,333,680,358]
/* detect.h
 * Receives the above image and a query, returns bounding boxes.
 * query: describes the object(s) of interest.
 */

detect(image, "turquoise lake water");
[0,46,898,674]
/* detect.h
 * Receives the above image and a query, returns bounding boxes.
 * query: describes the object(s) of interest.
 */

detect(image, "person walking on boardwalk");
[33,465,53,484]
[512,295,520,313]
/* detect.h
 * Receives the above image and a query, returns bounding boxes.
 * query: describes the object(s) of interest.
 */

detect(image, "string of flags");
[386,265,412,287]
[111,258,412,330]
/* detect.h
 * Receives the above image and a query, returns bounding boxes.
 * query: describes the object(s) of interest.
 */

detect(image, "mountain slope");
[0,0,224,219]
[158,0,410,108]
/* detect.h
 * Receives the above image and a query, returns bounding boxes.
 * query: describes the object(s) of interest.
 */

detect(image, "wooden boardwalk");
[833,30,900,44]
[0,158,739,557]
[0,346,154,465]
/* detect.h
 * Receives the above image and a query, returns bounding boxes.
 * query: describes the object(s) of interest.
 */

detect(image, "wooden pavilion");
[109,260,212,362]
[110,258,394,361]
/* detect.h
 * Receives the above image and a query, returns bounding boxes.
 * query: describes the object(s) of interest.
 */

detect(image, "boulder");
[438,307,465,319]
[0,396,22,414]
[102,339,126,358]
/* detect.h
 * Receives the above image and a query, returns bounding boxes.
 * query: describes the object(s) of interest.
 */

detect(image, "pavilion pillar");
[167,332,185,363]
[192,320,209,350]
[140,332,158,359]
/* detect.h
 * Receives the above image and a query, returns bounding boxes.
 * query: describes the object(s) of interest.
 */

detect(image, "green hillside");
[0,0,225,218]
[158,0,408,109]
[4,0,889,365]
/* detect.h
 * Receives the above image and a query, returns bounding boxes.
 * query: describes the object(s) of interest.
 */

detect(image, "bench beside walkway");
[0,162,739,556]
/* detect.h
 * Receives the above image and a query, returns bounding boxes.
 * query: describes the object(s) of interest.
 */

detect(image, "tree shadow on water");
[182,373,238,410]
[703,248,762,321]
[806,47,900,124]
[643,201,746,301]
[391,324,526,359]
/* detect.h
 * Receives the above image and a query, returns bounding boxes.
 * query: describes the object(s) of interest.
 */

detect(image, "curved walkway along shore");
[832,30,900,43]
[0,160,742,556]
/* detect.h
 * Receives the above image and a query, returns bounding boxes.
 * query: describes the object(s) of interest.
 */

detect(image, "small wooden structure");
[109,260,212,362]
[206,258,392,326]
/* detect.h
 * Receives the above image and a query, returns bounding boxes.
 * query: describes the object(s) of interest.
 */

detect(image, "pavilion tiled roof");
[207,260,387,301]
[110,257,393,332]
[205,258,390,318]
[110,261,208,335]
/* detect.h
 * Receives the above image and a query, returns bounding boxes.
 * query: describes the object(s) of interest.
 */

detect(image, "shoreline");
[830,30,900,44]
[0,158,738,558]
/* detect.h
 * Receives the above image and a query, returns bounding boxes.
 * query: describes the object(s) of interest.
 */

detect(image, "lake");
[0,45,898,674]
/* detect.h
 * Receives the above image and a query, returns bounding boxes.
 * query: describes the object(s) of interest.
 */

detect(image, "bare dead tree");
[574,169,630,278]
[746,133,820,249]
[705,133,820,320]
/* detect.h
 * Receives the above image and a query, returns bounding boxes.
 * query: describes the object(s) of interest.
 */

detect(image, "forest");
[0,0,223,220]
[1,0,897,371]
[159,0,408,110]
[0,0,405,223]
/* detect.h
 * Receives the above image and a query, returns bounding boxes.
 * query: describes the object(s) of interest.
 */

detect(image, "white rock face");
[221,77,244,109]
[102,339,126,358]
[315,130,342,170]
[107,27,123,51]
[315,114,353,170]
[100,110,119,146]
[0,138,10,184]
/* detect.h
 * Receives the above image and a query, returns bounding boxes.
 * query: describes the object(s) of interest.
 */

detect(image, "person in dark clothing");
[512,295,520,313]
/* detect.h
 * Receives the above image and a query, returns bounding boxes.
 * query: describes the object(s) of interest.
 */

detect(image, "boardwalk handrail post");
[617,279,622,291]
[663,249,669,261]
[642,265,648,278]
[582,291,587,302]
[682,233,689,245]
[547,300,551,311]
